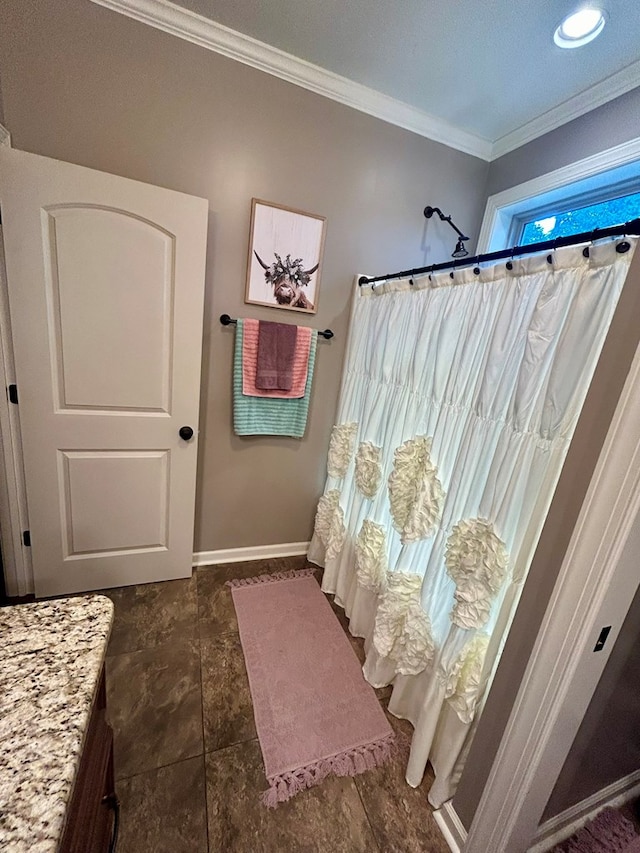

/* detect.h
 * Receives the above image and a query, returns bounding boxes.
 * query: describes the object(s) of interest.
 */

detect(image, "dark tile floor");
[101,557,450,853]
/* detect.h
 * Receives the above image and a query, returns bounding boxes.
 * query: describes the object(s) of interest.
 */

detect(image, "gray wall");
[454,95,640,829]
[543,579,640,820]
[0,0,488,553]
[487,87,640,196]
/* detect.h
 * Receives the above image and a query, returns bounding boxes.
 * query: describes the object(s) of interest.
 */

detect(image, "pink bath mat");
[227,568,395,807]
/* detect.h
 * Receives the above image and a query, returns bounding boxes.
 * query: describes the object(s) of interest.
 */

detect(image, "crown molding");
[90,0,640,164]
[89,0,493,161]
[491,59,640,160]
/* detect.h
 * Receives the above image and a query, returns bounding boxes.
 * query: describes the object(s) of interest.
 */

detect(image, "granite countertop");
[0,595,114,853]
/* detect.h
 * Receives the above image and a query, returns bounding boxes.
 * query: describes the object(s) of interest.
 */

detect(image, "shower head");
[452,238,469,258]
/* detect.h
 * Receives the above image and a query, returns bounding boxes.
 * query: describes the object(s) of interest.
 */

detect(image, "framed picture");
[245,199,326,315]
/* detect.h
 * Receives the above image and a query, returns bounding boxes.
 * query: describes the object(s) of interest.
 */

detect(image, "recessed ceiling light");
[554,8,606,48]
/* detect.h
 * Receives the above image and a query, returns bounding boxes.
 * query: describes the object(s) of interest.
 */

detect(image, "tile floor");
[101,557,450,853]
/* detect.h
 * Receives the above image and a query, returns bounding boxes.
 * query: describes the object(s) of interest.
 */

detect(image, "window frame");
[478,137,640,254]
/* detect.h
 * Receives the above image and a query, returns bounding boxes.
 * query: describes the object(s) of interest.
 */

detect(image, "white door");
[0,149,208,597]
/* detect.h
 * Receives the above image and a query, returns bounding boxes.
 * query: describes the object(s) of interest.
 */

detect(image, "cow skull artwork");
[254,251,319,311]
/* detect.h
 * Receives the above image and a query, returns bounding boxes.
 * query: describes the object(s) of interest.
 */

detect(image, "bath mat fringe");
[225,568,316,589]
[262,733,396,808]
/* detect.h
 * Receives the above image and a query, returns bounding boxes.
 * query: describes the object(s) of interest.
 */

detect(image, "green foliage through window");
[520,191,640,246]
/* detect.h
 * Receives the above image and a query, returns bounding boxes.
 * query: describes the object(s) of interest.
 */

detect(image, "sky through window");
[520,191,640,245]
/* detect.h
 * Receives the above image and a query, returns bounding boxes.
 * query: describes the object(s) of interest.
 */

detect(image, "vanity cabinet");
[60,668,118,853]
[0,595,114,853]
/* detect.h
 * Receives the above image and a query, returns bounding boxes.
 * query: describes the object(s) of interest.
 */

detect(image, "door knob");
[179,426,194,441]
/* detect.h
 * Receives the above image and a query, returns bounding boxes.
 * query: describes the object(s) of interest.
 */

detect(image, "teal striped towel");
[234,319,317,438]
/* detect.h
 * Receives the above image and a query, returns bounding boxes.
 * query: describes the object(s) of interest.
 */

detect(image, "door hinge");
[22,530,31,547]
[8,384,18,404]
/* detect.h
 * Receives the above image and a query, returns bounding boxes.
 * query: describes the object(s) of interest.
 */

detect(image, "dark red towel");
[255,321,298,391]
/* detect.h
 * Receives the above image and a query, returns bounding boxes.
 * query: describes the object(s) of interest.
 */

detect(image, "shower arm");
[423,206,469,242]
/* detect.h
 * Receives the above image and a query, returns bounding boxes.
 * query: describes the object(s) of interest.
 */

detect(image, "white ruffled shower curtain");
[308,238,637,807]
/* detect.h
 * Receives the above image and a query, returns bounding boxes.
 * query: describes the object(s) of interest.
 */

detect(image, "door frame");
[457,314,640,851]
[0,125,33,597]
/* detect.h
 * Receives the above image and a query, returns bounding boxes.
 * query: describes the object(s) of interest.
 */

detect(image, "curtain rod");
[358,218,640,287]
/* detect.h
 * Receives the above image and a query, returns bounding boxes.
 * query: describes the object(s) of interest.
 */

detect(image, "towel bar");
[220,314,333,339]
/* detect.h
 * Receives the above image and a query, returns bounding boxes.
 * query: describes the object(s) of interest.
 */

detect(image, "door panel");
[60,450,169,556]
[0,149,208,596]
[44,205,174,413]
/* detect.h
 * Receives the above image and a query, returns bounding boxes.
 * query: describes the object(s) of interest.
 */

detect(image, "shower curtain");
[308,238,637,807]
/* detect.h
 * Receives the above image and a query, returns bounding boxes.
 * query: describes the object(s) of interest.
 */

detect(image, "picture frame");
[245,198,326,315]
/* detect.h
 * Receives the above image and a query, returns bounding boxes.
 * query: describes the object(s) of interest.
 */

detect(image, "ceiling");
[96,0,640,160]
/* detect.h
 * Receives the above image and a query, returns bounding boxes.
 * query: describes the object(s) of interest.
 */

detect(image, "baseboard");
[427,774,640,853]
[433,801,467,853]
[192,541,310,567]
[529,769,640,853]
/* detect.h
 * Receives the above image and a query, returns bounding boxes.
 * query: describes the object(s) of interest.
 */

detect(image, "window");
[479,138,640,254]
[519,190,640,245]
